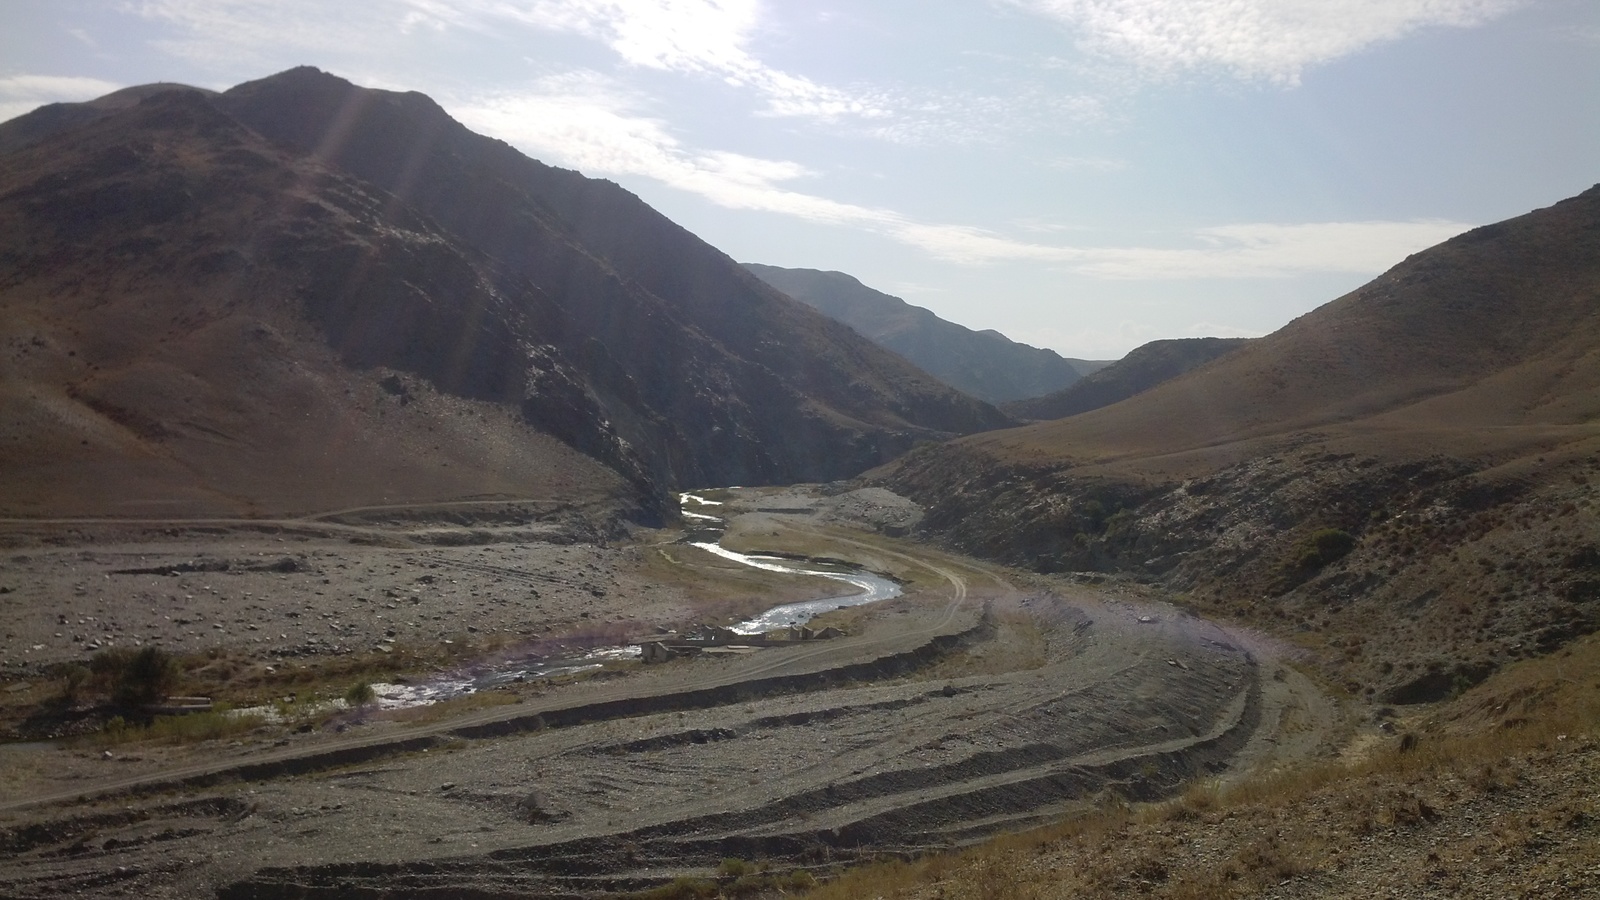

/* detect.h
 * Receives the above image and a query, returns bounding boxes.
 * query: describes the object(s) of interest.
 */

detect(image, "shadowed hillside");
[744,263,1106,404]
[0,83,217,156]
[211,70,1009,486]
[0,69,1010,517]
[886,185,1600,703]
[0,90,634,518]
[1005,337,1251,420]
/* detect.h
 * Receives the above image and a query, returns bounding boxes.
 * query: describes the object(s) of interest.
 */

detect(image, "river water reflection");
[370,494,898,708]
[689,541,901,633]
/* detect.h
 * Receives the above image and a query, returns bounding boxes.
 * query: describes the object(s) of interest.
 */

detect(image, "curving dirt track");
[0,487,1339,898]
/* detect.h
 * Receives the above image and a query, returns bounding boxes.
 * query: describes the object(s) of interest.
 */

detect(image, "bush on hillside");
[90,646,180,706]
[345,681,377,707]
[1296,528,1357,570]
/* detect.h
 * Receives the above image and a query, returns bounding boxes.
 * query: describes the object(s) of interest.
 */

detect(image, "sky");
[2,1,1596,358]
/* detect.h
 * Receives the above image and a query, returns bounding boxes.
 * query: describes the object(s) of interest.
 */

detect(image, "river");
[367,491,899,708]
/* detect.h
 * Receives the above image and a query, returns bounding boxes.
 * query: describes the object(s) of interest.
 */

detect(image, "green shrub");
[91,646,179,706]
[631,876,718,899]
[58,664,90,705]
[1295,528,1356,570]
[344,681,377,707]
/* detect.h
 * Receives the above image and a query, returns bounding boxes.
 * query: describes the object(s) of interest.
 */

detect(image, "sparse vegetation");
[56,664,90,706]
[90,645,180,706]
[344,680,377,707]
[801,633,1600,899]
[94,704,268,747]
[1294,527,1356,570]
[624,859,816,899]
[630,876,719,899]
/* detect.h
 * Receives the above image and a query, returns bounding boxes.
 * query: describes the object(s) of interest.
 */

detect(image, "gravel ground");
[0,487,1339,898]
[0,518,845,681]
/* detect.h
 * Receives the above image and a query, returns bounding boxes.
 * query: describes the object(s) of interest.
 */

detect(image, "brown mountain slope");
[743,263,1105,404]
[885,185,1600,703]
[0,83,216,156]
[1004,336,1251,421]
[0,70,1008,517]
[988,188,1600,467]
[210,69,1010,485]
[0,90,632,518]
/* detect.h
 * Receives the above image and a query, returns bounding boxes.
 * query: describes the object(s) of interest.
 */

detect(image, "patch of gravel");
[0,533,684,676]
[818,487,925,535]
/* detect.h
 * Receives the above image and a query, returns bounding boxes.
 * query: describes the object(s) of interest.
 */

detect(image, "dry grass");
[803,634,1600,899]
[90,705,270,747]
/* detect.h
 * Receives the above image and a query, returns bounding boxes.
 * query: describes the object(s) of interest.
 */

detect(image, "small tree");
[344,681,377,707]
[92,646,179,706]
[57,664,90,706]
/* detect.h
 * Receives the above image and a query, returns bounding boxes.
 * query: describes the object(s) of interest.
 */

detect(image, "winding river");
[369,492,899,708]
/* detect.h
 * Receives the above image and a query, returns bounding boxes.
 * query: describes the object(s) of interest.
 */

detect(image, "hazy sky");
[3,1,1596,357]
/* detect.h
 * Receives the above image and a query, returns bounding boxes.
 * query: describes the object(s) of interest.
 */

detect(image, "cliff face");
[0,69,1009,517]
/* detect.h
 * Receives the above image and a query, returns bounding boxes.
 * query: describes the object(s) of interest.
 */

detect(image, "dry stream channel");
[0,486,1336,899]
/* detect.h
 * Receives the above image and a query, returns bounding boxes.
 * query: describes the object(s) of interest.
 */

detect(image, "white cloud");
[127,0,1100,146]
[0,74,123,123]
[454,79,1471,279]
[423,0,889,120]
[133,0,892,121]
[1069,220,1475,278]
[1008,0,1527,83]
[132,0,408,70]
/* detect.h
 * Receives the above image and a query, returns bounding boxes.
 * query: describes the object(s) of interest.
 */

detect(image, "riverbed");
[370,493,900,708]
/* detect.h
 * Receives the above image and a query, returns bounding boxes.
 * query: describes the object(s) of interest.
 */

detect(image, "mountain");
[0,83,216,156]
[884,185,1600,702]
[1004,336,1251,420]
[744,263,1107,404]
[0,68,1010,518]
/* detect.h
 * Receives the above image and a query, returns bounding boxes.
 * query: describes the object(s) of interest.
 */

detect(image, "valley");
[0,64,1594,899]
[0,486,1338,898]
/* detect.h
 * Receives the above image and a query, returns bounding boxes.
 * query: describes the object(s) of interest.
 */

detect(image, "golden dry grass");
[802,633,1600,900]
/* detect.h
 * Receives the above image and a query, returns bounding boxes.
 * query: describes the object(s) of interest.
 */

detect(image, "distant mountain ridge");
[0,68,1009,517]
[744,263,1106,404]
[1004,337,1251,420]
